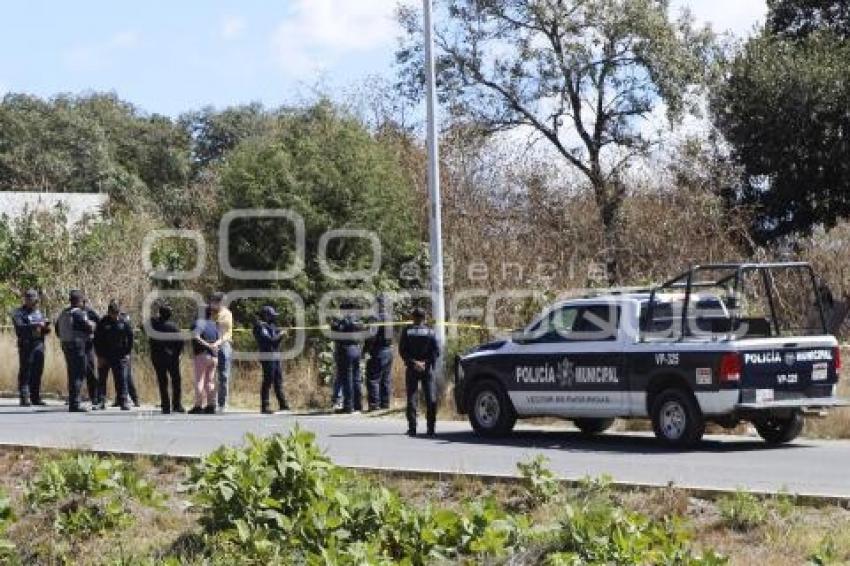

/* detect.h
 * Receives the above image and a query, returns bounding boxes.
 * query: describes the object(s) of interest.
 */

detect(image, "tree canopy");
[715,1,850,242]
[397,0,716,278]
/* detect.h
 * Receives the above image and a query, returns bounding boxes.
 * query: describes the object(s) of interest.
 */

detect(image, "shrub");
[188,427,529,564]
[717,490,768,532]
[26,454,164,538]
[517,455,560,505]
[546,502,727,565]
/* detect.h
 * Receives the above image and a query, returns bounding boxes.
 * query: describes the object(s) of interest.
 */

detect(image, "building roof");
[0,191,107,226]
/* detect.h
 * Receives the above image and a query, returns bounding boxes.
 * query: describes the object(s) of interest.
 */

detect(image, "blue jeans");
[217,342,233,408]
[366,347,393,409]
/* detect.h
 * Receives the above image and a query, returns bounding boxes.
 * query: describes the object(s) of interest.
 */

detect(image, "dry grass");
[0,332,418,413]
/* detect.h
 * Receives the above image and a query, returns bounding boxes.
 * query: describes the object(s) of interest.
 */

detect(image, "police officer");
[12,289,50,406]
[56,290,96,412]
[253,305,289,414]
[365,296,394,411]
[81,299,101,407]
[93,301,134,411]
[331,303,365,414]
[399,307,440,436]
[149,304,185,414]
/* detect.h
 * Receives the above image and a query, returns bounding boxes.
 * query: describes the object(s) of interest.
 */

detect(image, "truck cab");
[454,262,845,447]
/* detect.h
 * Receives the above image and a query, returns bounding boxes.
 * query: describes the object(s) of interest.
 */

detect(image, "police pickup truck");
[454,263,845,447]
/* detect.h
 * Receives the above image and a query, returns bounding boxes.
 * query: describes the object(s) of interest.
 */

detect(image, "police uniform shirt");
[56,307,91,347]
[399,324,439,368]
[254,321,283,353]
[12,306,48,344]
[331,316,364,346]
[94,316,134,361]
[149,318,183,359]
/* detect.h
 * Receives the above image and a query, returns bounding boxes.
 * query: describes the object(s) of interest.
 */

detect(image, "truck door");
[511,304,626,418]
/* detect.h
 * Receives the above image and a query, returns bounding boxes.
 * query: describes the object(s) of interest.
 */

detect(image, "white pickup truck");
[454,263,845,447]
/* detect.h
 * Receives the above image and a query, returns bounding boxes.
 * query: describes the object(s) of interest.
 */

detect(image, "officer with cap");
[93,300,134,411]
[149,303,185,414]
[365,295,394,411]
[330,302,365,414]
[253,305,289,414]
[399,307,440,436]
[12,289,50,406]
[56,290,96,412]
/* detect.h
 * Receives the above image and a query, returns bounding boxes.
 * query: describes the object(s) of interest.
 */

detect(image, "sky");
[0,0,767,117]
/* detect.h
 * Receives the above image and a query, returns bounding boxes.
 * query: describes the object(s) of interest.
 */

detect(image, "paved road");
[0,401,847,498]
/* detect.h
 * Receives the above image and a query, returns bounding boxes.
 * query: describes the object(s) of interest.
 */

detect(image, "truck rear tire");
[467,380,516,438]
[651,389,705,448]
[753,411,804,445]
[573,418,615,435]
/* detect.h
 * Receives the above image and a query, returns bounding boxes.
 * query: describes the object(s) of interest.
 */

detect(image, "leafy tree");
[180,103,271,175]
[217,101,419,308]
[0,93,191,222]
[714,4,850,242]
[397,0,716,279]
[767,0,850,38]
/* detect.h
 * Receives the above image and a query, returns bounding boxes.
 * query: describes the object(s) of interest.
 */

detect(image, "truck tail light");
[835,347,842,373]
[719,353,742,383]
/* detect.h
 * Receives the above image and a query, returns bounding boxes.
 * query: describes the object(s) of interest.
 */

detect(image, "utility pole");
[423,0,447,376]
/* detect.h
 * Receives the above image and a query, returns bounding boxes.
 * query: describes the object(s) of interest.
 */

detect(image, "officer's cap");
[209,292,225,304]
[261,305,278,319]
[158,304,173,319]
[412,307,427,319]
[24,289,39,301]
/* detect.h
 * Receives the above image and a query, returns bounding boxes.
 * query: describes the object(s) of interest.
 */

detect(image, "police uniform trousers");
[405,366,437,433]
[17,340,45,403]
[61,342,87,410]
[260,360,287,410]
[152,353,182,411]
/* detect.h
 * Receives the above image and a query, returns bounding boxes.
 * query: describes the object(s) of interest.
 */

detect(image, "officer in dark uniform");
[121,310,141,407]
[399,307,440,436]
[330,303,365,414]
[56,290,96,412]
[93,301,134,411]
[365,295,394,411]
[12,289,50,406]
[81,299,101,407]
[149,304,185,414]
[253,305,289,414]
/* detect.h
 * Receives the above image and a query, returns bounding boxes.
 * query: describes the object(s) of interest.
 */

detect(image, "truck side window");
[571,305,620,341]
[526,305,619,343]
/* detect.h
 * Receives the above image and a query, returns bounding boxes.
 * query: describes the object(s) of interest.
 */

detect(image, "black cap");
[24,289,39,301]
[261,305,278,319]
[209,292,225,304]
[412,307,427,319]
[158,304,173,320]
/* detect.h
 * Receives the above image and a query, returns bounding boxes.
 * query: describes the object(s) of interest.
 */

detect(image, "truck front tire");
[753,411,804,445]
[650,389,705,448]
[573,418,615,435]
[467,380,517,438]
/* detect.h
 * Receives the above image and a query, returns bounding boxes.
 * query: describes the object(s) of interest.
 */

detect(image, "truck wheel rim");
[475,391,500,429]
[660,401,686,440]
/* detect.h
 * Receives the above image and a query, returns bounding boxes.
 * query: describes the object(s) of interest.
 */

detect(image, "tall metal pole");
[423,0,447,370]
